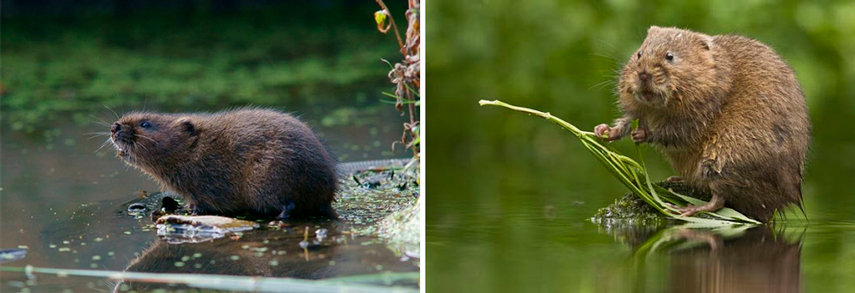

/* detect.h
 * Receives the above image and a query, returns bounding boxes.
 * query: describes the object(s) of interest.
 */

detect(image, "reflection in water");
[116,220,418,291]
[622,224,802,293]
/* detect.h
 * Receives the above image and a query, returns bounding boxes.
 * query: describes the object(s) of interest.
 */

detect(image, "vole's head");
[111,112,199,167]
[618,26,724,109]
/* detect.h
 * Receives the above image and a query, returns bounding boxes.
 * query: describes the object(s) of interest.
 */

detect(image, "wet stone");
[126,203,146,213]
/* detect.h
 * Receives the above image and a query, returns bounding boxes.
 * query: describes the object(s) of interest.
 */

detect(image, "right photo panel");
[427,1,854,292]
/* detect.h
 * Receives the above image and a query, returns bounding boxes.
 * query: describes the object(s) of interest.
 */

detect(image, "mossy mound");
[591,181,711,226]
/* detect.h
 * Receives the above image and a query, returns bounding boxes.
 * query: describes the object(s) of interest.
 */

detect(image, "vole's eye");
[665,52,674,61]
[140,121,152,129]
[637,51,642,58]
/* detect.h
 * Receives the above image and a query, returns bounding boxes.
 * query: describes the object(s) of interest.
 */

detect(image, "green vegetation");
[1,7,402,132]
[373,0,421,157]
[480,99,760,225]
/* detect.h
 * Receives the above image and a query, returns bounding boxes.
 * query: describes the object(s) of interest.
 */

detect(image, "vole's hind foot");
[670,193,725,217]
[666,176,684,182]
[276,201,297,220]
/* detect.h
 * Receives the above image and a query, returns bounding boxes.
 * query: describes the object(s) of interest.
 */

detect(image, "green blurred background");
[427,0,855,292]
[1,0,411,162]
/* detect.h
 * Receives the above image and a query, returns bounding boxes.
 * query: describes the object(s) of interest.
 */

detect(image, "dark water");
[0,110,416,291]
[0,2,419,291]
[427,1,855,292]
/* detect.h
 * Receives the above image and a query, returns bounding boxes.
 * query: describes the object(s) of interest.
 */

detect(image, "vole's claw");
[665,203,701,217]
[679,210,700,217]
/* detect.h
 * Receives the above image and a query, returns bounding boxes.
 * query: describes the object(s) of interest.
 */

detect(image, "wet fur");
[111,108,337,219]
[604,26,810,221]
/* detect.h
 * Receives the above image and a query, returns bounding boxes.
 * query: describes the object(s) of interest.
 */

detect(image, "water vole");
[594,26,810,221]
[110,108,337,220]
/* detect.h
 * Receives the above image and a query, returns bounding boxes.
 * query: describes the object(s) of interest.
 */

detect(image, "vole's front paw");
[631,128,648,143]
[189,205,202,216]
[594,124,618,141]
[276,201,297,220]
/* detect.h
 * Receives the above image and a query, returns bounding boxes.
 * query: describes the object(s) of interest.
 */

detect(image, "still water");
[427,131,855,292]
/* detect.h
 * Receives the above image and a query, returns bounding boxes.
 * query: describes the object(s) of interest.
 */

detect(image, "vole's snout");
[638,71,651,84]
[111,122,135,145]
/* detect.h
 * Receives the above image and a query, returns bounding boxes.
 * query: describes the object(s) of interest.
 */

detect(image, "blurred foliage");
[374,0,421,156]
[0,1,408,133]
[427,0,855,292]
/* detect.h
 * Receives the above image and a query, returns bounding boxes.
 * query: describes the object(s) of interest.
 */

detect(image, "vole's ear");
[177,118,197,136]
[699,36,713,51]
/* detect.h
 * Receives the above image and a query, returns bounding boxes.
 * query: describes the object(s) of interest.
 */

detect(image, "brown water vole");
[110,108,337,220]
[594,26,810,221]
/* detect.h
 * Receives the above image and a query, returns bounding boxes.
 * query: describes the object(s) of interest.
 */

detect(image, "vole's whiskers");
[590,52,619,64]
[135,134,158,145]
[89,115,113,127]
[132,139,152,154]
[94,138,113,153]
[85,132,112,140]
[589,79,616,91]
[103,104,120,120]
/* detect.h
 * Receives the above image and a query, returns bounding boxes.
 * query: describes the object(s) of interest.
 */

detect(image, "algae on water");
[336,163,421,258]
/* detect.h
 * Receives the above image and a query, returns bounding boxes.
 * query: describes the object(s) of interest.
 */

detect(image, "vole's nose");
[638,71,651,83]
[111,122,121,134]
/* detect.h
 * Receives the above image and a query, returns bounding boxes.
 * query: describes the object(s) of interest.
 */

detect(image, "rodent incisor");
[110,108,337,220]
[595,26,810,221]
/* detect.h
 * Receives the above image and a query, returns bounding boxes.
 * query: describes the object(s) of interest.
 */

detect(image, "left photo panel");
[0,0,421,291]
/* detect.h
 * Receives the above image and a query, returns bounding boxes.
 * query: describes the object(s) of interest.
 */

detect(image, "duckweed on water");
[374,202,420,257]
[332,164,420,257]
[334,168,418,224]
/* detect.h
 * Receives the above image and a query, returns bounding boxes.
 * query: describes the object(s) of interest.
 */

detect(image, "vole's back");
[691,35,810,220]
[173,109,338,219]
